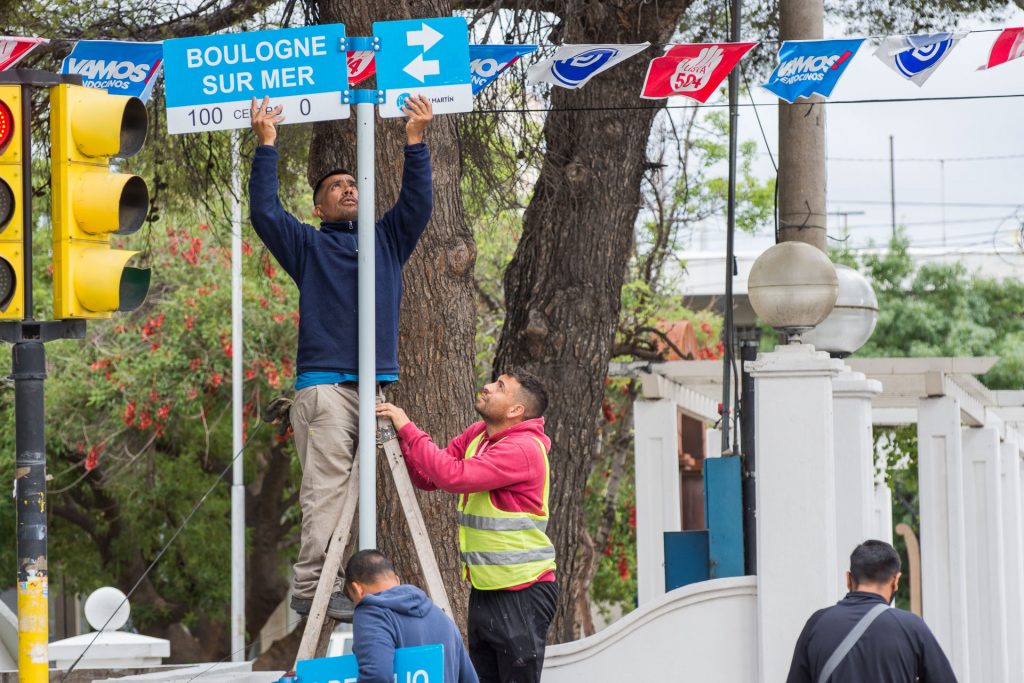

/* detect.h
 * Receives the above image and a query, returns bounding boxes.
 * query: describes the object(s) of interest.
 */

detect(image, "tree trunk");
[313,0,476,629]
[493,0,693,643]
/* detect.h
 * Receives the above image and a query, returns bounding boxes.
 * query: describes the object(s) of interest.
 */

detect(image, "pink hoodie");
[397,417,556,589]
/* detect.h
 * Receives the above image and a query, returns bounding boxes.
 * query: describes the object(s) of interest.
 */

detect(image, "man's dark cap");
[312,168,353,202]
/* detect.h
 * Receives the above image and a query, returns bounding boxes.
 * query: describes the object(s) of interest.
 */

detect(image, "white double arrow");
[403,22,442,82]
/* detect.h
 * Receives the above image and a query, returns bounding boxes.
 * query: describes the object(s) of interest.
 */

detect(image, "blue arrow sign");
[163,24,350,134]
[372,17,472,118]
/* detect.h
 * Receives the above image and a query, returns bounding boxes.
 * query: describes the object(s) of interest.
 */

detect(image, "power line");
[472,92,1024,115]
[826,153,1024,163]
[58,422,268,681]
[828,199,1023,208]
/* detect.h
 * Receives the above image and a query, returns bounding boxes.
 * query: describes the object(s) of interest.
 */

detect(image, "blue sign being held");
[295,643,443,683]
[163,24,350,134]
[373,17,472,118]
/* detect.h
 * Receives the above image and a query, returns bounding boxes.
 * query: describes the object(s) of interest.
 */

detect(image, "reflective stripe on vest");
[462,546,557,567]
[458,511,549,534]
[458,431,557,590]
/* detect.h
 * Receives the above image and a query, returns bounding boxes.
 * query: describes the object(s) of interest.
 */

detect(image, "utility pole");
[778,0,826,250]
[721,0,742,456]
[889,135,896,241]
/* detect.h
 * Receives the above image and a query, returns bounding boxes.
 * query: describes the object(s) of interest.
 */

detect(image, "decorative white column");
[917,396,970,680]
[961,426,1009,683]
[633,399,682,606]
[748,344,842,683]
[873,445,894,544]
[1001,433,1024,680]
[832,369,882,589]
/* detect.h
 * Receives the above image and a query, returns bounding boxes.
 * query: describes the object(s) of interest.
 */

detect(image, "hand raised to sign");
[402,94,433,145]
[250,96,285,147]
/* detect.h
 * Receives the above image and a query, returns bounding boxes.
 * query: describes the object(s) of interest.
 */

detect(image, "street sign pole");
[356,100,376,550]
[230,129,245,661]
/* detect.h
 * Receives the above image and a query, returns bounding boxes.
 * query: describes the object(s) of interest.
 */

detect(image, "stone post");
[961,426,1009,683]
[917,396,971,679]
[748,344,842,683]
[832,369,882,588]
[633,399,682,605]
[1001,433,1024,679]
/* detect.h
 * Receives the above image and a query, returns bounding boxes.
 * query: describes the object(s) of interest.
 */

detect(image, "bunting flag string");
[982,26,1024,70]
[641,42,757,102]
[1,23,1023,111]
[0,36,46,71]
[874,33,965,86]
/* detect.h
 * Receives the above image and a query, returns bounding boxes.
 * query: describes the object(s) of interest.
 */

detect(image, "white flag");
[527,43,650,89]
[874,33,965,86]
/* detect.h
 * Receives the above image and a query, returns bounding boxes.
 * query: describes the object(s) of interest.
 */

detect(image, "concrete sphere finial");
[748,242,839,335]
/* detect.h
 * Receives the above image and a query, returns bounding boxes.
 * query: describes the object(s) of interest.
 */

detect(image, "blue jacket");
[248,143,432,376]
[353,584,478,683]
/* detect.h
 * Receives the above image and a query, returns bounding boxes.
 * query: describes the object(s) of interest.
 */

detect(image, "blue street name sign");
[295,643,443,683]
[163,24,350,134]
[372,17,472,118]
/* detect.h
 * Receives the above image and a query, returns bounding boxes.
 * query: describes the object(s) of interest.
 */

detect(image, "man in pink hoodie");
[376,369,556,683]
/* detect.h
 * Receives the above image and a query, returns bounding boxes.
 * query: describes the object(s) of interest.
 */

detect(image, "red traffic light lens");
[0,99,13,155]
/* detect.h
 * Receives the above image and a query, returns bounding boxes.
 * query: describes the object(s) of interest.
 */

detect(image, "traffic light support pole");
[13,341,47,681]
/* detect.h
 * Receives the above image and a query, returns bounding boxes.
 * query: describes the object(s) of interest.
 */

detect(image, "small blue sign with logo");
[372,17,472,118]
[295,643,443,683]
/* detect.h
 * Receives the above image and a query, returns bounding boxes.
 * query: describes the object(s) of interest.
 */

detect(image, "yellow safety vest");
[458,432,557,590]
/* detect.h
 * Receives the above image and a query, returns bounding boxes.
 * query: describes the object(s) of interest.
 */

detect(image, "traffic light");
[50,83,150,319]
[0,84,25,319]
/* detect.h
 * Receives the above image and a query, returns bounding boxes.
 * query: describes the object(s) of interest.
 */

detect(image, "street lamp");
[801,264,878,357]
[747,241,839,338]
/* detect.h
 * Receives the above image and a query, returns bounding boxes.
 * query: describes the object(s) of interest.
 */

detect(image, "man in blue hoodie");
[248,94,433,621]
[345,550,478,683]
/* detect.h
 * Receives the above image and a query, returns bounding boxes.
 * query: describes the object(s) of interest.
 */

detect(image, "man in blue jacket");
[786,540,958,683]
[248,94,433,621]
[346,550,478,683]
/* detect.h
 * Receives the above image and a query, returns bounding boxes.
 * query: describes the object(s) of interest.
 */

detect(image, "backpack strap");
[817,603,889,683]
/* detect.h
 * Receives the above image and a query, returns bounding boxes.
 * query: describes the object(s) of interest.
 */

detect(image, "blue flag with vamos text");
[762,39,864,103]
[62,40,163,102]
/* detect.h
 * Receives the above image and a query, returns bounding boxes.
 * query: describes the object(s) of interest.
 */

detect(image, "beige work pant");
[289,383,359,599]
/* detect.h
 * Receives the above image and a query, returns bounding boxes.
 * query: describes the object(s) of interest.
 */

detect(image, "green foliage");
[841,232,1024,390]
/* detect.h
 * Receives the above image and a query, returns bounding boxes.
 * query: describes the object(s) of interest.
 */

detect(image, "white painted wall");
[748,344,842,683]
[917,396,971,680]
[633,399,682,606]
[543,577,757,682]
[961,427,1009,683]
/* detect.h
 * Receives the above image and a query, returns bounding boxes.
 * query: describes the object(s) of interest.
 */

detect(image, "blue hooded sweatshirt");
[353,584,478,683]
[248,143,432,378]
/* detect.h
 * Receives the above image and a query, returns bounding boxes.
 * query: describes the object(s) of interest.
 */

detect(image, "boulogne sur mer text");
[187,36,327,95]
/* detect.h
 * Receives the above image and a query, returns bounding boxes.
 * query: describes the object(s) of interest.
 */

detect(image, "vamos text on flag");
[776,52,852,83]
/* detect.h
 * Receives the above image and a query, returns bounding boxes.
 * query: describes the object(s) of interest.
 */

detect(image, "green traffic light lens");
[0,179,12,234]
[0,257,14,311]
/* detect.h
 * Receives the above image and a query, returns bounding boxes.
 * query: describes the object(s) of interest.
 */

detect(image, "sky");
[686,7,1024,257]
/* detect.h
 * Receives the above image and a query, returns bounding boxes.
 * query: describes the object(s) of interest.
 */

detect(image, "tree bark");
[313,0,476,629]
[493,0,693,643]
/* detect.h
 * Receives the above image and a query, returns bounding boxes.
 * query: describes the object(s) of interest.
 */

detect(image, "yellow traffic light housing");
[50,83,150,319]
[0,84,25,319]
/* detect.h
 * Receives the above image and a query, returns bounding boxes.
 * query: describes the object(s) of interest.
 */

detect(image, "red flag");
[641,42,757,102]
[0,37,45,72]
[984,27,1024,70]
[347,50,376,85]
